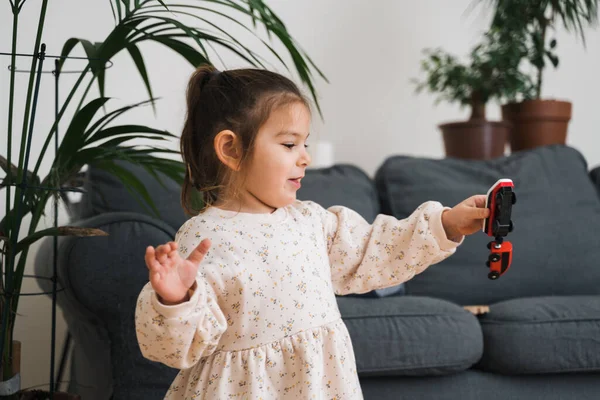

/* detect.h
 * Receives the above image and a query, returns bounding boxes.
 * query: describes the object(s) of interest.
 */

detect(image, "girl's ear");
[214,130,243,172]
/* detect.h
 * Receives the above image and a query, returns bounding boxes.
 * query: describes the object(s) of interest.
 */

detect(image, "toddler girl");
[135,66,490,399]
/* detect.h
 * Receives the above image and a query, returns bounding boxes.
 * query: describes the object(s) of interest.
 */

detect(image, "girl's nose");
[299,147,311,167]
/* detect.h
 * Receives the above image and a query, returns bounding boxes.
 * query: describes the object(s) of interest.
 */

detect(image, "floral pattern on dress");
[135,200,460,399]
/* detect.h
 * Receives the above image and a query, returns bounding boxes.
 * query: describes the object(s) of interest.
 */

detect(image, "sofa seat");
[477,296,600,374]
[337,296,483,376]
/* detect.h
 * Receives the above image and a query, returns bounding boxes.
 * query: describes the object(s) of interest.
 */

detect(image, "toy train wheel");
[485,261,490,267]
[488,271,500,280]
[489,254,501,262]
[493,220,499,233]
[512,192,516,205]
[509,220,514,232]
[487,241,492,249]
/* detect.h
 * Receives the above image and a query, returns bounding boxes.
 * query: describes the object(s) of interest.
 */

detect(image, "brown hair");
[180,65,310,216]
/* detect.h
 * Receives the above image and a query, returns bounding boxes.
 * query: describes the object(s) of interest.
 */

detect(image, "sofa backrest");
[374,144,600,305]
[78,161,381,229]
[298,164,380,223]
[78,160,189,232]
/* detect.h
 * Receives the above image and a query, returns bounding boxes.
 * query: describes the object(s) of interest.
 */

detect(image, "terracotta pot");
[438,120,509,160]
[501,99,572,152]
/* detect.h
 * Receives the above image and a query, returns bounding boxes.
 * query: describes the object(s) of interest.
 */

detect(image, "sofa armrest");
[34,211,179,400]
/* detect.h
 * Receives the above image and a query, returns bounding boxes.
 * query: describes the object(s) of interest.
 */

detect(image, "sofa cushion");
[375,145,600,305]
[476,296,600,374]
[79,160,188,232]
[337,296,483,376]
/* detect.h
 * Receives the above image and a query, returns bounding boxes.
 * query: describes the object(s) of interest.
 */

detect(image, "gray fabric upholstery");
[375,145,600,305]
[360,370,600,400]
[298,164,380,223]
[35,212,178,400]
[337,296,482,376]
[78,161,187,231]
[477,296,600,374]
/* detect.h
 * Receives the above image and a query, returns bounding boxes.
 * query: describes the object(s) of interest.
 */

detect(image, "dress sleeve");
[135,219,227,369]
[311,201,463,295]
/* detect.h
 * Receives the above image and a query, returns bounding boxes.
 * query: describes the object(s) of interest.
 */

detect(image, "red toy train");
[482,179,516,280]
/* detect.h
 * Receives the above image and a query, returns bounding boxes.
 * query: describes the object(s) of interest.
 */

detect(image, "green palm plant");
[481,0,598,152]
[2,0,326,395]
[485,0,599,98]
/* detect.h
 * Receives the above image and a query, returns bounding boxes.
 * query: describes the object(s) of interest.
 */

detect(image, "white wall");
[1,0,600,391]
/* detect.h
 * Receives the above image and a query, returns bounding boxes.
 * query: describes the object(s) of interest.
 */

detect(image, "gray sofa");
[35,144,600,400]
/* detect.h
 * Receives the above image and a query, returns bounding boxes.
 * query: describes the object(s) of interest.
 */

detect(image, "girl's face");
[238,102,312,213]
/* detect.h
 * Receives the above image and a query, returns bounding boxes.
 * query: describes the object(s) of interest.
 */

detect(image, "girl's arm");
[135,277,227,369]
[310,201,462,295]
[135,220,227,369]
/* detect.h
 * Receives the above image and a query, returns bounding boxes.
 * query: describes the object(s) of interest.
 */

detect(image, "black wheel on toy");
[488,271,500,280]
[487,241,492,249]
[509,220,514,232]
[512,192,516,205]
[485,261,490,267]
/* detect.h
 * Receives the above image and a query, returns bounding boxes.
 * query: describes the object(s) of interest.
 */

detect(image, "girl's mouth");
[288,178,302,188]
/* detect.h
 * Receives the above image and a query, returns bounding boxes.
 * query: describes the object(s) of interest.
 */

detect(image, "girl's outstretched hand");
[145,239,211,305]
[442,195,490,241]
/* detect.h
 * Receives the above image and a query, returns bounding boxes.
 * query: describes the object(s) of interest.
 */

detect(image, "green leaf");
[151,36,210,66]
[84,98,157,139]
[57,97,109,162]
[15,226,108,255]
[125,44,155,112]
[86,125,176,145]
[57,38,82,74]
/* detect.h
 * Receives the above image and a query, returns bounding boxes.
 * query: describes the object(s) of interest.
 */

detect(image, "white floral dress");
[135,200,461,399]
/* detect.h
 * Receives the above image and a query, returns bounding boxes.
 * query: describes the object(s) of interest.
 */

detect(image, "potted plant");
[488,0,599,151]
[1,0,325,398]
[414,28,534,159]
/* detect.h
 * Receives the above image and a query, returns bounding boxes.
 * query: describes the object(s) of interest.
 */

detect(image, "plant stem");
[32,65,90,180]
[10,191,50,328]
[536,18,547,99]
[5,0,20,291]
[469,91,486,120]
[2,0,49,383]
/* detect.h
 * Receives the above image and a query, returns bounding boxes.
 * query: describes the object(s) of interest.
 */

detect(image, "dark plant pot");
[501,99,572,152]
[19,390,81,400]
[439,120,508,159]
[0,341,80,400]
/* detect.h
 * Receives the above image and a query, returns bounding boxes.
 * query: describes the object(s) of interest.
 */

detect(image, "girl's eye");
[282,143,309,149]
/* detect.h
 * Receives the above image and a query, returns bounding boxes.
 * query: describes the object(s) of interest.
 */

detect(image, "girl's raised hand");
[145,239,211,305]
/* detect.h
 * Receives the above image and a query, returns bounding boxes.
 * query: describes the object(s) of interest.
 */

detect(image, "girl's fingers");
[470,194,488,208]
[156,246,169,263]
[187,239,212,265]
[145,247,161,272]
